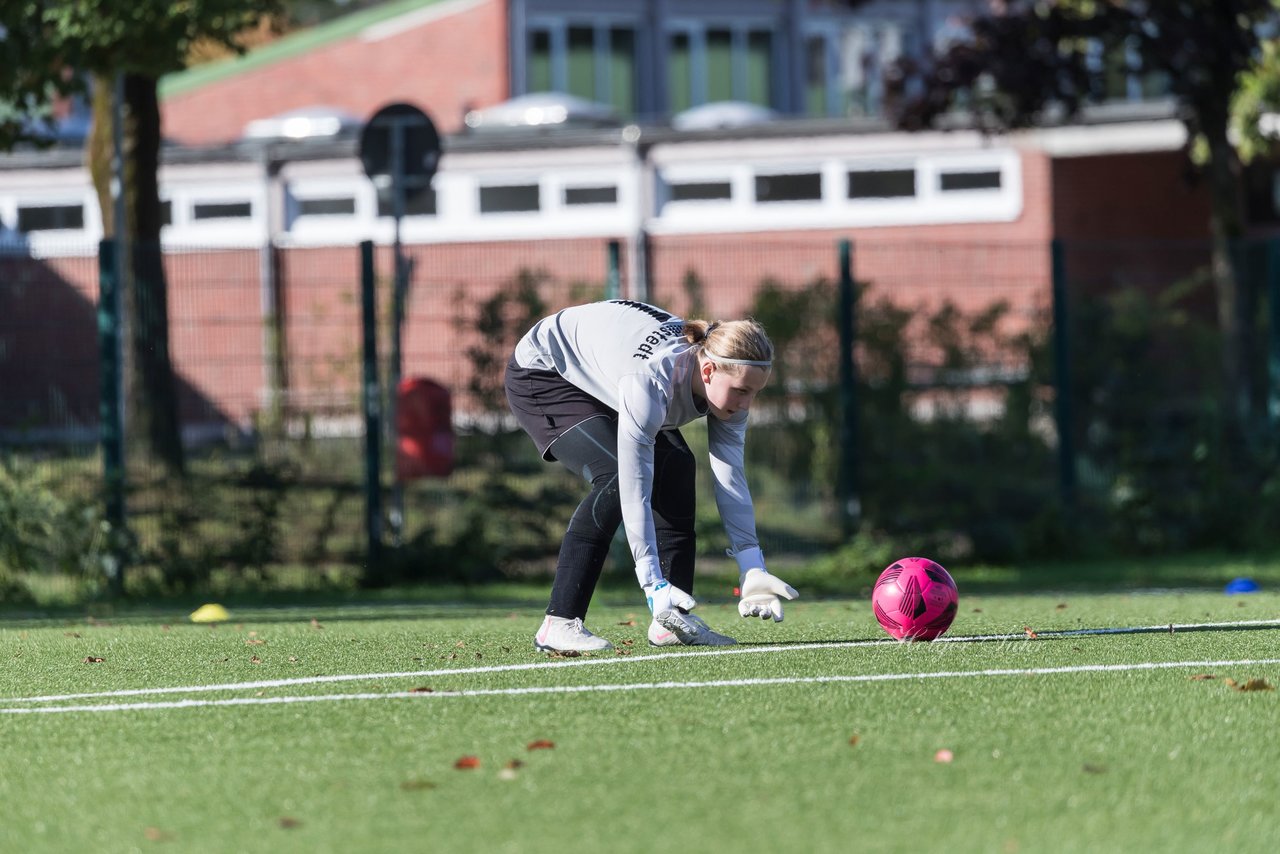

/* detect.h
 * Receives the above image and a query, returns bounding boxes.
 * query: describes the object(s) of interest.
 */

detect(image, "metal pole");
[388,122,407,546]
[837,238,860,539]
[1268,238,1280,437]
[1051,239,1077,510]
[98,239,127,596]
[606,240,621,300]
[360,240,384,577]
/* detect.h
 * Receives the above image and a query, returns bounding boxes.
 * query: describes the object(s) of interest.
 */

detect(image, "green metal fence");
[1,234,1277,600]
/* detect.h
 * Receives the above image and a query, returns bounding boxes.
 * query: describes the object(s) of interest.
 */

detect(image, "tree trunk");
[86,73,186,476]
[1203,124,1256,444]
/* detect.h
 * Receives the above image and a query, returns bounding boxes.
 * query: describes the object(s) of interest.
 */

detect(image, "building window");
[192,201,252,220]
[939,171,1002,192]
[297,197,357,217]
[848,169,916,199]
[480,184,540,213]
[668,24,775,112]
[376,189,437,217]
[755,172,822,203]
[526,22,637,117]
[564,185,618,206]
[160,200,173,226]
[16,203,84,232]
[668,181,732,202]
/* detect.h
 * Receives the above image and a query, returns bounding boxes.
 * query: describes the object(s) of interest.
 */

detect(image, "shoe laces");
[564,618,590,636]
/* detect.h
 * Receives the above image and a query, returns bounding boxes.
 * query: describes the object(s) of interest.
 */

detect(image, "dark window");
[192,201,252,220]
[479,184,540,213]
[669,181,732,202]
[564,185,618,206]
[297,197,357,217]
[529,29,553,92]
[160,200,172,226]
[755,173,822,203]
[377,189,437,217]
[16,204,84,232]
[940,171,1002,192]
[848,169,916,199]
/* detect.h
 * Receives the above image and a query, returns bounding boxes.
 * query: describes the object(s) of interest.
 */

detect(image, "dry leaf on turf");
[144,827,173,842]
[1023,627,1039,639]
[617,620,637,626]
[848,734,861,747]
[1082,763,1107,774]
[409,686,434,693]
[1188,674,1217,681]
[527,740,555,751]
[83,656,104,663]
[246,638,265,646]
[249,655,262,664]
[310,618,324,630]
[454,756,481,770]
[505,759,525,770]
[278,817,301,829]
[1228,678,1275,692]
[934,749,954,763]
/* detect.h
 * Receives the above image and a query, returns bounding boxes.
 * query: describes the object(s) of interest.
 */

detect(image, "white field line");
[4,618,1279,707]
[5,657,1280,716]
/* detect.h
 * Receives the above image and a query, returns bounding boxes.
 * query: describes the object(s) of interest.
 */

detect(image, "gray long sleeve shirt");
[513,299,761,588]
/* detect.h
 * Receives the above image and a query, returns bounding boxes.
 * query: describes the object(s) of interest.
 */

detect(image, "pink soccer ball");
[872,557,958,641]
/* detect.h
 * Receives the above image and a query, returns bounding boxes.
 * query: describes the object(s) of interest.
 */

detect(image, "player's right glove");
[738,568,799,622]
[643,579,697,616]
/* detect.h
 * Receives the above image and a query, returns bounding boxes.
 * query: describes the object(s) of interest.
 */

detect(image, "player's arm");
[617,374,695,615]
[707,415,798,621]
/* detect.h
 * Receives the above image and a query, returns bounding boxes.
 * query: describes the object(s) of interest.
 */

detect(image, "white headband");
[707,353,773,368]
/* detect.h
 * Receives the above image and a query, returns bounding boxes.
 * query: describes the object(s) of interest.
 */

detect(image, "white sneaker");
[653,610,737,646]
[534,615,613,653]
[647,619,680,646]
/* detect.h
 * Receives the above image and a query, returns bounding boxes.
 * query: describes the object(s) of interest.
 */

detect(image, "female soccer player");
[505,299,799,652]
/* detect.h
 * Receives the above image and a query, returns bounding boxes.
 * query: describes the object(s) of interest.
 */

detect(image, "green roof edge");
[160,0,446,99]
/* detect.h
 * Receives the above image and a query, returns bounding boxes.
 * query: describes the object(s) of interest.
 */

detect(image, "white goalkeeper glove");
[738,568,799,622]
[643,579,696,616]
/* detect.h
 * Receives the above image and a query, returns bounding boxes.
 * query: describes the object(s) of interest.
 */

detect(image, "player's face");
[700,361,770,419]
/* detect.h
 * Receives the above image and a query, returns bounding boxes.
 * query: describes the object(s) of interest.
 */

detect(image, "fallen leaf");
[504,759,525,770]
[1082,763,1107,774]
[64,632,81,638]
[399,779,436,791]
[614,649,632,655]
[547,650,582,658]
[1189,674,1217,681]
[143,826,173,842]
[310,618,324,630]
[1229,678,1275,692]
[246,638,266,646]
[83,656,104,663]
[621,639,634,646]
[934,749,953,763]
[1023,627,1039,640]
[409,686,434,694]
[971,608,983,613]
[527,740,555,751]
[848,734,860,747]
[278,817,301,829]
[249,655,262,664]
[454,641,466,648]
[1055,603,1068,610]
[617,620,637,626]
[454,756,481,770]
[288,656,299,663]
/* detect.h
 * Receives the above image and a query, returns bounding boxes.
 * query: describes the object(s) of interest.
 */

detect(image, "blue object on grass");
[1224,577,1260,594]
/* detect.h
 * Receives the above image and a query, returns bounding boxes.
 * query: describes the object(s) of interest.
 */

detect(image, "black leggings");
[544,415,697,619]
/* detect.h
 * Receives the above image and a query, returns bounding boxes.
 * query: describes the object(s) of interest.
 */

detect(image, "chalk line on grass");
[4,657,1279,715]
[3,618,1278,707]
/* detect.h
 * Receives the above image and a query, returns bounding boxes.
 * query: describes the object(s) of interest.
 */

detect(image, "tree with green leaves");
[895,0,1275,445]
[0,1,284,475]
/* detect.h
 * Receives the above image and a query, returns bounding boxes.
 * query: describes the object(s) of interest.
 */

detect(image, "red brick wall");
[163,0,510,146]
[1051,150,1211,241]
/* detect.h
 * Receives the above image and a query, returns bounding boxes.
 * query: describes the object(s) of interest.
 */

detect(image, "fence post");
[606,240,621,300]
[97,239,127,596]
[1268,239,1280,438]
[837,239,861,539]
[1050,239,1077,511]
[360,240,383,576]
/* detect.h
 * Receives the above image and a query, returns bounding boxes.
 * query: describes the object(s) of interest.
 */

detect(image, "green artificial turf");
[2,583,1279,853]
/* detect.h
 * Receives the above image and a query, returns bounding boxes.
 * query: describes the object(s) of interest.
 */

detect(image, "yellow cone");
[190,603,230,623]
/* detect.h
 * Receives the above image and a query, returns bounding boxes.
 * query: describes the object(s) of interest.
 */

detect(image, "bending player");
[504,299,799,652]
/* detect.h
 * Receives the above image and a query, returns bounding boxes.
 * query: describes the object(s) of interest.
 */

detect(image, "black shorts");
[504,357,614,461]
